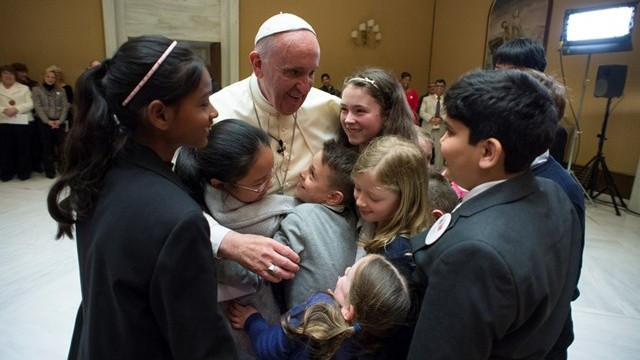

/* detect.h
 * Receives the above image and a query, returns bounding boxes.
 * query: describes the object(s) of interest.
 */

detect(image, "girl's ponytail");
[283,301,356,360]
[283,255,410,359]
[48,62,123,238]
[48,35,206,239]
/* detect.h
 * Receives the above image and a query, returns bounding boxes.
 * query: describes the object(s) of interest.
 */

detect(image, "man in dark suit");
[408,70,582,359]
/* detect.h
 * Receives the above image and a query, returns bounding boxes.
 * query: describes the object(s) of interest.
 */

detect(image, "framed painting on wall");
[484,0,553,69]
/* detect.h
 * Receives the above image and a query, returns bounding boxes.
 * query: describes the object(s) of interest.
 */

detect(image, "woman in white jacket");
[0,64,33,181]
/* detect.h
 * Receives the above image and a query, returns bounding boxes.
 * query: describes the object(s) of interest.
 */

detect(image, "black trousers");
[38,120,64,175]
[0,123,30,180]
[29,119,43,171]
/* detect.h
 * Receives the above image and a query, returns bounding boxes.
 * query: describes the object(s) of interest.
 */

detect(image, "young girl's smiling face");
[353,171,400,224]
[331,255,372,320]
[169,68,216,150]
[340,84,384,148]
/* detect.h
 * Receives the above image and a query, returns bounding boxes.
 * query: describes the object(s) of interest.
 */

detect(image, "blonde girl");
[352,135,431,276]
[229,254,411,360]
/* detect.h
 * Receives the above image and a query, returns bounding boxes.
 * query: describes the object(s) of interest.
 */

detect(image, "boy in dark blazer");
[408,70,582,359]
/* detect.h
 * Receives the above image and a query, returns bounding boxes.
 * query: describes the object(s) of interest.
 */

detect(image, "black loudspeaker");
[594,65,627,98]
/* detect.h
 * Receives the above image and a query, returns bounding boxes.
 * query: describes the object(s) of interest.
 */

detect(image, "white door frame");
[100,0,238,86]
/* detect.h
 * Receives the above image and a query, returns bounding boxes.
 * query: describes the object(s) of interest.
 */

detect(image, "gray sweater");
[273,203,358,309]
[204,185,297,293]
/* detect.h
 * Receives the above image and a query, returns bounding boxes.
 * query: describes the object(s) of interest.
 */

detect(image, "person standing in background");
[12,62,42,174]
[419,78,447,171]
[0,65,33,181]
[32,66,69,178]
[400,71,419,125]
[416,82,435,125]
[52,66,74,129]
[319,72,341,97]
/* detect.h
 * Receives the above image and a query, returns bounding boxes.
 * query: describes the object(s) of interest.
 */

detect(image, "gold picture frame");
[484,0,553,69]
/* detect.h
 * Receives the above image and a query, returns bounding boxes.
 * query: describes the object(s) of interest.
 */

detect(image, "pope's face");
[255,31,320,115]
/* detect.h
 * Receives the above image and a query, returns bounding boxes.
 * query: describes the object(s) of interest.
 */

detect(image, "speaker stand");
[582,97,628,216]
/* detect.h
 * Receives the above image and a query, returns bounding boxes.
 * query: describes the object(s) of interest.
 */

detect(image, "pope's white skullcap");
[254,13,316,45]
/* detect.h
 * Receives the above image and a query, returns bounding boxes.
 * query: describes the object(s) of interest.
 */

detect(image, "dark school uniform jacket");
[408,172,582,359]
[68,143,237,359]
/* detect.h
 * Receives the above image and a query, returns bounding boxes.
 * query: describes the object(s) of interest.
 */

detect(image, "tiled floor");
[1,173,639,359]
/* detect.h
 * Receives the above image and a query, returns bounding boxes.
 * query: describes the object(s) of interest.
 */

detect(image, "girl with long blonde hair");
[352,135,431,277]
[228,254,410,359]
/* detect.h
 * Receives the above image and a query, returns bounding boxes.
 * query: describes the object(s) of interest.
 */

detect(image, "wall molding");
[101,0,238,85]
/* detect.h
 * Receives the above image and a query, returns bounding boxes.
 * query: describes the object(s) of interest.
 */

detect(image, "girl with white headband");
[339,67,418,153]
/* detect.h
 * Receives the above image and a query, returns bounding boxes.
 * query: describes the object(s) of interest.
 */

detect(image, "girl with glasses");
[175,118,297,357]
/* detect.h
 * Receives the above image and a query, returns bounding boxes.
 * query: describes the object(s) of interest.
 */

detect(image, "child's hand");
[228,302,258,330]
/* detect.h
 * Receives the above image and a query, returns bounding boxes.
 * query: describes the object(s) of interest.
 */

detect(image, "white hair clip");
[350,76,379,89]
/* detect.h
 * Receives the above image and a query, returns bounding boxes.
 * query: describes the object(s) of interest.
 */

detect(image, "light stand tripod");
[581,97,628,216]
[565,54,593,204]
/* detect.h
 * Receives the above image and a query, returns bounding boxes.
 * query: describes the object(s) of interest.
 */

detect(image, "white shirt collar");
[530,149,550,170]
[452,179,507,213]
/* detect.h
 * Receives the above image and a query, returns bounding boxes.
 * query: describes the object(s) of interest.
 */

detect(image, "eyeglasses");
[232,167,275,193]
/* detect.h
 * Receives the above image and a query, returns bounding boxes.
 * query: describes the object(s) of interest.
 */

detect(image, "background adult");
[11,62,42,174]
[0,64,33,181]
[416,82,435,125]
[31,66,69,178]
[206,13,341,282]
[419,78,447,171]
[493,37,567,164]
[319,72,341,97]
[52,65,74,129]
[400,71,420,125]
[493,37,546,72]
